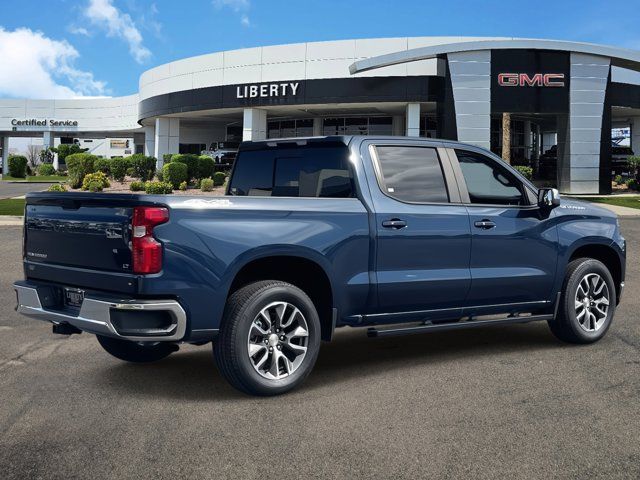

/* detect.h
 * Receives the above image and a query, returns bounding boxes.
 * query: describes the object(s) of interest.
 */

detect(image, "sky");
[0,0,640,99]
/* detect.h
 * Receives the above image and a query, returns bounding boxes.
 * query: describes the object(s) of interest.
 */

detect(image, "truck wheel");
[548,258,616,344]
[214,281,321,396]
[96,335,176,363]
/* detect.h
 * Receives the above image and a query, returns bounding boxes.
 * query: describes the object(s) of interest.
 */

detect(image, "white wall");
[138,36,507,101]
[0,94,141,134]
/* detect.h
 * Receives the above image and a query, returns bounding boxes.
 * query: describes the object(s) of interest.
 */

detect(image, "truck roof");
[238,135,480,151]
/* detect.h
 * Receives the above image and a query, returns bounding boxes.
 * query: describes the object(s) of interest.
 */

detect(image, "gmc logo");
[498,73,565,87]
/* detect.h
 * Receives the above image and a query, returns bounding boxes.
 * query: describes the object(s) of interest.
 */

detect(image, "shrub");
[129,154,157,181]
[200,177,214,192]
[82,171,110,192]
[198,155,215,179]
[130,181,146,192]
[170,154,199,180]
[179,181,188,191]
[628,155,640,178]
[213,171,226,186]
[93,158,111,176]
[126,167,135,177]
[7,155,28,178]
[110,157,129,182]
[614,174,623,185]
[38,163,56,176]
[162,161,188,189]
[66,153,97,188]
[625,178,638,190]
[156,169,164,182]
[162,153,173,164]
[514,165,533,180]
[144,181,173,194]
[47,184,67,192]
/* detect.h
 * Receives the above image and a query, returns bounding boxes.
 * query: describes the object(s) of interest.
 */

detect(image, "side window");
[229,145,353,198]
[374,146,449,203]
[454,150,526,206]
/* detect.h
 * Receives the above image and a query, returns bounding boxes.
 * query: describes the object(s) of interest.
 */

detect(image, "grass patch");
[2,175,66,182]
[0,198,26,216]
[581,196,640,210]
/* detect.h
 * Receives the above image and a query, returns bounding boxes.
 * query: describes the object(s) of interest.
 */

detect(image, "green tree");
[53,144,88,165]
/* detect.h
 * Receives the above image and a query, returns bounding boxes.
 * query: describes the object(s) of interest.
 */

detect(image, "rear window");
[228,143,354,198]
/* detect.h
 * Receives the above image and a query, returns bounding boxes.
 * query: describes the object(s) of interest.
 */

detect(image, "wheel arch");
[225,248,336,341]
[567,242,623,302]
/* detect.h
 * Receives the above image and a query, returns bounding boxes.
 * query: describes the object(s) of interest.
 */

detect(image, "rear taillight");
[132,206,169,274]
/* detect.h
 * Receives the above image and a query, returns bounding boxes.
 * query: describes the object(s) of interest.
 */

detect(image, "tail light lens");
[132,206,169,274]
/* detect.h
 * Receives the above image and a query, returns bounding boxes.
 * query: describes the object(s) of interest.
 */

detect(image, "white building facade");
[2,36,640,194]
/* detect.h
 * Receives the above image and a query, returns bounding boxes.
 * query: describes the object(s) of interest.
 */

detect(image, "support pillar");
[406,103,420,137]
[154,118,180,168]
[312,118,323,136]
[1,137,9,176]
[243,108,267,141]
[143,126,155,158]
[392,115,404,136]
[632,117,640,157]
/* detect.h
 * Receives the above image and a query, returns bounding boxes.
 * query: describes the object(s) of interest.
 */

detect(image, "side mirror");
[538,188,561,208]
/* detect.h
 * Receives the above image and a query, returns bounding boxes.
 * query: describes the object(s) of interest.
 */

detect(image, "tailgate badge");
[26,251,48,259]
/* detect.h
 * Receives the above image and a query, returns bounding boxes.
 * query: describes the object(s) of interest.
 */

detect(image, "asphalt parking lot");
[1,221,639,480]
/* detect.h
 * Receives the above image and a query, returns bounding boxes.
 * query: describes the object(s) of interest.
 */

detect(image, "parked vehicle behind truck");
[14,136,626,395]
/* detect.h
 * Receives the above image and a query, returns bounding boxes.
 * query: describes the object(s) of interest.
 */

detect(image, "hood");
[557,197,617,219]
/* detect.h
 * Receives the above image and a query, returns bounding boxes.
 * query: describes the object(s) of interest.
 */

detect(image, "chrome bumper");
[14,284,187,342]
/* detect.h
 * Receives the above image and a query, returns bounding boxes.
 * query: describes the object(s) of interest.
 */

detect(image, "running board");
[367,314,554,338]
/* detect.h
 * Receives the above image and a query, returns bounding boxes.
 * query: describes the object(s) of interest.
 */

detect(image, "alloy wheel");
[574,273,610,332]
[247,301,309,380]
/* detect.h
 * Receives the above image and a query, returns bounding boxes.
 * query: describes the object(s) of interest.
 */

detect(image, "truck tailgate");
[24,194,135,273]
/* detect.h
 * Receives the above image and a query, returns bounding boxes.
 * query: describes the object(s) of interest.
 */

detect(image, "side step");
[367,314,554,338]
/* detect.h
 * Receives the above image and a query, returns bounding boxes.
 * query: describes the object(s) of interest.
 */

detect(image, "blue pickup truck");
[14,136,626,395]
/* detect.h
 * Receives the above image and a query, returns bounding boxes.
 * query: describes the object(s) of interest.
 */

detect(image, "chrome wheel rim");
[247,301,309,380]
[574,273,610,332]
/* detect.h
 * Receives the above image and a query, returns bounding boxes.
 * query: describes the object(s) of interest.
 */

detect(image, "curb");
[0,216,24,226]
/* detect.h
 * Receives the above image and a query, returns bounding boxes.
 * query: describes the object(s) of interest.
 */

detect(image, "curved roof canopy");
[349,38,640,75]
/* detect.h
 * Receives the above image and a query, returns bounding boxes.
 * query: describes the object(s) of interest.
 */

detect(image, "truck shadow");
[93,322,566,401]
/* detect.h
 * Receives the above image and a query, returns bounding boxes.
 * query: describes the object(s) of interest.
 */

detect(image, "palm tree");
[501,112,511,164]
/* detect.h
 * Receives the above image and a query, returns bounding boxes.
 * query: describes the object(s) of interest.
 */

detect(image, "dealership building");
[2,36,640,194]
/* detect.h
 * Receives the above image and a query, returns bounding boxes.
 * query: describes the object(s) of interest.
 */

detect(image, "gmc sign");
[498,73,565,87]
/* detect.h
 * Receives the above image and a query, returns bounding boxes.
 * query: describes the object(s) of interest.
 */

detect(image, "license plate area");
[64,288,85,308]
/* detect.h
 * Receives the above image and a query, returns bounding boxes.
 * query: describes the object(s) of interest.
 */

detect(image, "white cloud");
[0,27,107,99]
[84,0,151,63]
[213,0,251,27]
[68,26,90,36]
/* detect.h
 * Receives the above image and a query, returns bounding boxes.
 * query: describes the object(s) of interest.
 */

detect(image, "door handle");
[474,219,496,229]
[382,219,407,229]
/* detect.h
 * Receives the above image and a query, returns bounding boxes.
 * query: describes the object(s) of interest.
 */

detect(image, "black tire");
[548,258,616,344]
[96,335,177,363]
[214,281,321,396]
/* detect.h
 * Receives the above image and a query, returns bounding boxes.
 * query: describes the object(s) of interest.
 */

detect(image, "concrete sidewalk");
[592,203,640,217]
[0,216,23,226]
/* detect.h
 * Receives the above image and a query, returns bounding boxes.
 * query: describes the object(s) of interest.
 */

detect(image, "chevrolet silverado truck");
[14,136,626,396]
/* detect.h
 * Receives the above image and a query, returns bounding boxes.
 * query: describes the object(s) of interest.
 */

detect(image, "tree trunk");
[501,112,511,164]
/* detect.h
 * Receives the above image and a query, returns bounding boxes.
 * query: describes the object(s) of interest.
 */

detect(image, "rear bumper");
[14,282,187,342]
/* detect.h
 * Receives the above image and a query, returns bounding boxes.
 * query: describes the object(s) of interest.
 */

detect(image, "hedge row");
[65,154,158,188]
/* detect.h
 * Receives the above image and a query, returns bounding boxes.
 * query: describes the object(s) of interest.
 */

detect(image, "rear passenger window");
[373,146,449,203]
[229,144,353,198]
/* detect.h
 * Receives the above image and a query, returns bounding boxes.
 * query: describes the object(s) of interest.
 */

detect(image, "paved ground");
[0,181,47,199]
[0,222,639,480]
